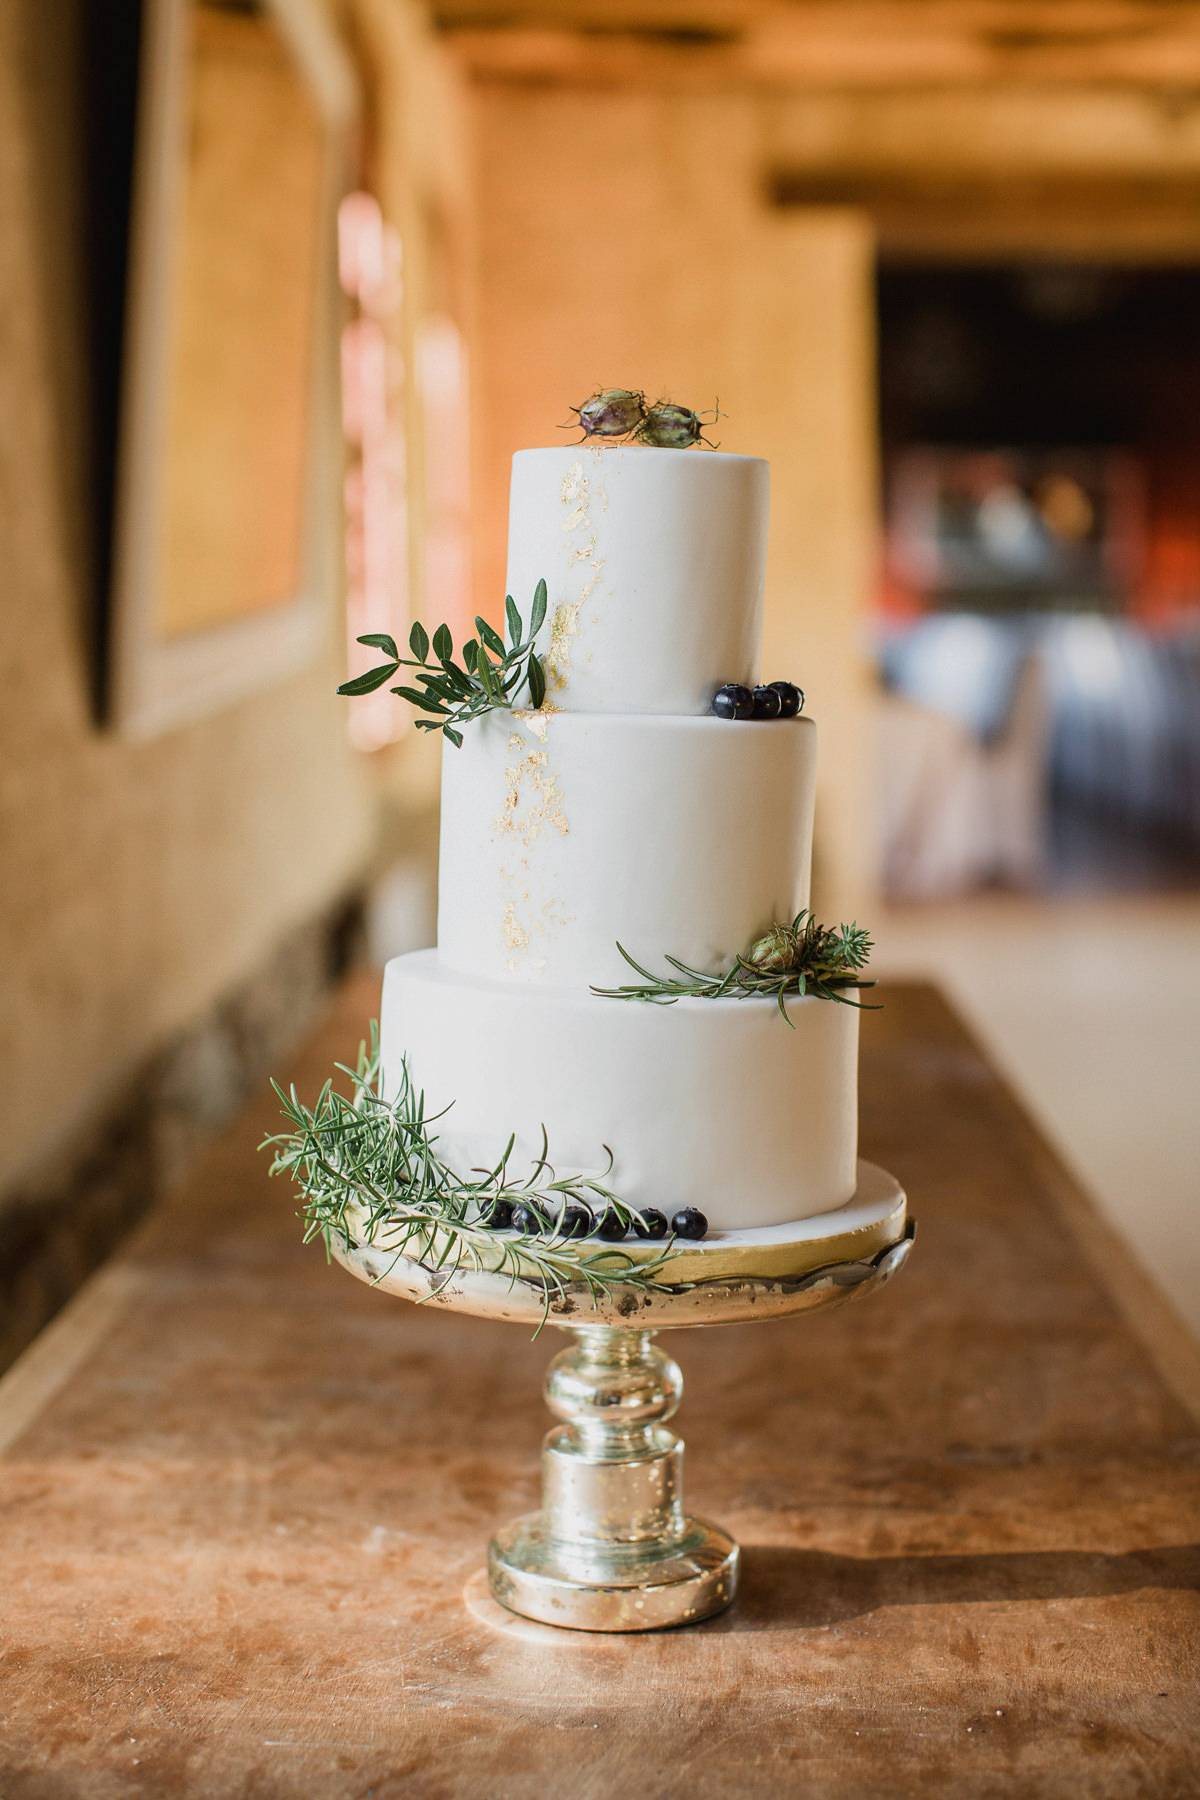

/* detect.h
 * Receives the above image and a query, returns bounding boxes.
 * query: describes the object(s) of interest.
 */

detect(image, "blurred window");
[339,190,409,752]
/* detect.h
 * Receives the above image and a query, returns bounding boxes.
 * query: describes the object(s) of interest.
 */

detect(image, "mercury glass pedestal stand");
[333,1160,914,1633]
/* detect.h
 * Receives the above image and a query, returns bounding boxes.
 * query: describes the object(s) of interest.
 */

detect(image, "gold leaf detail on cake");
[549,459,605,691]
[493,746,568,845]
[513,704,556,742]
[546,601,581,688]
[502,903,530,951]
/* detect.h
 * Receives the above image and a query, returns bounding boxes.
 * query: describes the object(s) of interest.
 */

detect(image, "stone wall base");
[0,893,366,1375]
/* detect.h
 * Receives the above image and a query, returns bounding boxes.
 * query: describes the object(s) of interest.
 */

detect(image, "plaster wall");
[0,0,374,1196]
[470,84,879,916]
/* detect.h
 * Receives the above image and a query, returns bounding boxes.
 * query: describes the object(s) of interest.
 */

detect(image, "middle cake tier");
[438,708,817,988]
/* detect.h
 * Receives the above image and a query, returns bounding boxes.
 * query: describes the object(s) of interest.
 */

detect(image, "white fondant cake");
[380,444,862,1230]
[384,953,857,1229]
[438,709,816,987]
[506,446,767,713]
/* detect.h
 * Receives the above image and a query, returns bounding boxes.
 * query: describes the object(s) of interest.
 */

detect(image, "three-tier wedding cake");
[379,444,859,1231]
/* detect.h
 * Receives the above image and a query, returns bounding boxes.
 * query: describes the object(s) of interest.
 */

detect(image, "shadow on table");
[717,1543,1200,1632]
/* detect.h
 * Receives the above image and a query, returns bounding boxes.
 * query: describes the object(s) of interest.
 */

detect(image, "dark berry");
[636,1208,669,1240]
[712,683,754,721]
[670,1207,708,1240]
[595,1208,629,1241]
[480,1198,513,1230]
[556,1202,593,1239]
[768,681,804,718]
[511,1201,548,1236]
[752,684,782,720]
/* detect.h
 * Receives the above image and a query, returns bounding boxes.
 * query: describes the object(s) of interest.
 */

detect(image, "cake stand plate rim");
[329,1160,913,1328]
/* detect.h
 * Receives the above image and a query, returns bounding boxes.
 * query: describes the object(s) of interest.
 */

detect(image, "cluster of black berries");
[480,1201,708,1242]
[713,681,804,722]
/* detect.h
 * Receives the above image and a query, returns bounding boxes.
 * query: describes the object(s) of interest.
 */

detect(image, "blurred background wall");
[0,0,454,1364]
[469,91,878,917]
[3,0,1199,1367]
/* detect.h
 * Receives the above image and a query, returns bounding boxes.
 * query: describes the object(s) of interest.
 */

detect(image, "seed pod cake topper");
[637,400,719,448]
[568,388,648,440]
[566,388,720,448]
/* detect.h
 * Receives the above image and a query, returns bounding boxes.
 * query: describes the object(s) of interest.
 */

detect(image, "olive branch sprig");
[337,580,549,747]
[261,1026,680,1334]
[591,910,878,1025]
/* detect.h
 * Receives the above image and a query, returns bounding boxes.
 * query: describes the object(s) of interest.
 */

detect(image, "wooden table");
[2,978,1198,1798]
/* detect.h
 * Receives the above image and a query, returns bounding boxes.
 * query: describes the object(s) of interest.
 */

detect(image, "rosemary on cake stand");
[264,993,911,1637]
[263,1029,679,1331]
[268,1033,914,1633]
[592,909,878,1022]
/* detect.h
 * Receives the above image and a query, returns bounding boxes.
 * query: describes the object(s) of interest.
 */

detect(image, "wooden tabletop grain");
[2,976,1198,1799]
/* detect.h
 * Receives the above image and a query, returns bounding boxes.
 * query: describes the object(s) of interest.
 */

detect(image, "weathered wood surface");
[2,977,1198,1798]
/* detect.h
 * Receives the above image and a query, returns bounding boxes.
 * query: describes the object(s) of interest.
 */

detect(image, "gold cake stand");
[332,1160,914,1633]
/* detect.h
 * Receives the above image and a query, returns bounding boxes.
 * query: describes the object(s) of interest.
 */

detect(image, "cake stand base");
[487,1326,737,1631]
[331,1164,914,1633]
[489,1514,738,1633]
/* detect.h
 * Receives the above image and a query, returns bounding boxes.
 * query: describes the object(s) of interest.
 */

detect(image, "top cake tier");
[506,446,768,714]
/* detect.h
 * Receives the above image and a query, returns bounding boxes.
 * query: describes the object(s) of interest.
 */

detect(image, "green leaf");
[358,632,399,659]
[394,685,445,713]
[337,661,399,696]
[475,655,499,700]
[337,584,562,747]
[476,616,505,658]
[443,726,463,748]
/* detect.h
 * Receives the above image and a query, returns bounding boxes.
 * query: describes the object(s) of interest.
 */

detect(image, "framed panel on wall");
[110,0,357,739]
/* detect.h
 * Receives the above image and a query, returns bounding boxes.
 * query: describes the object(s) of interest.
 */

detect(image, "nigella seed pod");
[752,684,782,720]
[574,388,647,439]
[557,1202,593,1239]
[670,1207,708,1241]
[768,680,804,718]
[712,683,755,721]
[636,401,704,448]
[636,1208,669,1240]
[746,924,800,974]
[595,1208,629,1242]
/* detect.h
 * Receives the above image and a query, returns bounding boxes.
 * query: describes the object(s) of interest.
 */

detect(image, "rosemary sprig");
[591,910,878,1025]
[261,1027,680,1333]
[336,581,549,747]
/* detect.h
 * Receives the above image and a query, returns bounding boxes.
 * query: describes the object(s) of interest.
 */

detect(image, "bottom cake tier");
[380,950,860,1230]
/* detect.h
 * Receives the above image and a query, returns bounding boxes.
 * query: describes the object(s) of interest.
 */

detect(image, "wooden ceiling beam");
[437,1,1200,87]
[768,167,1200,258]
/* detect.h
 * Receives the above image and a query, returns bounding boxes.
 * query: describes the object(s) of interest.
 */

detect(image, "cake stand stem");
[487,1324,738,1631]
